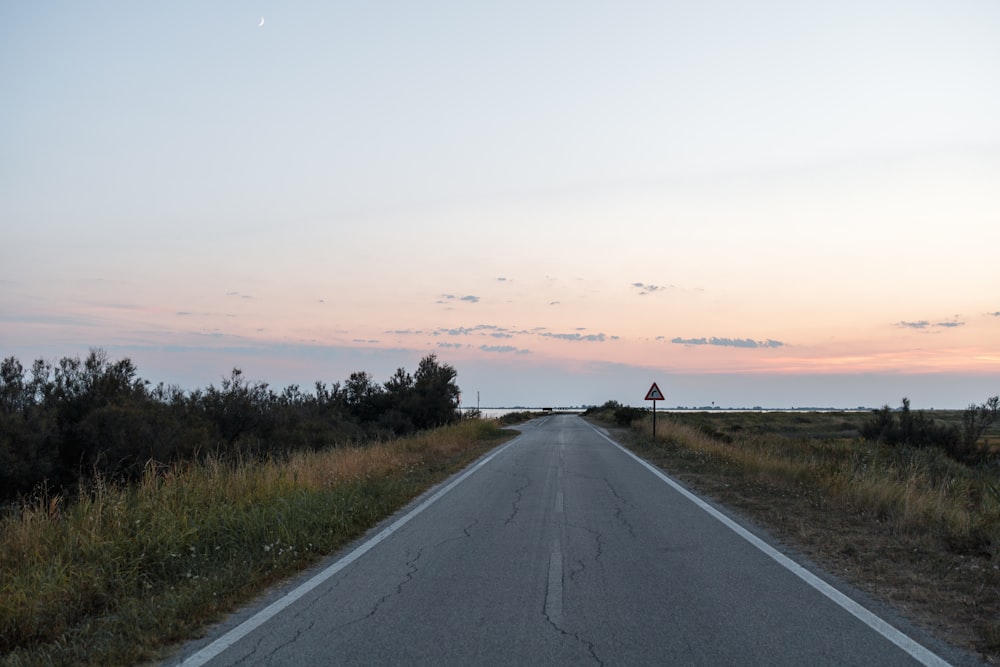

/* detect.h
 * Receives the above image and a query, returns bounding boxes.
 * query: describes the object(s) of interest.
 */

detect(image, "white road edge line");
[590,425,952,667]
[179,435,523,667]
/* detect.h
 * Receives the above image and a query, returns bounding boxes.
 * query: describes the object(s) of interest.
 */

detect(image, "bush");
[583,400,621,416]
[861,396,998,464]
[613,405,649,426]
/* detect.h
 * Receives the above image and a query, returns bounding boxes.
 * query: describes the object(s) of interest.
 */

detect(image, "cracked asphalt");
[170,415,950,666]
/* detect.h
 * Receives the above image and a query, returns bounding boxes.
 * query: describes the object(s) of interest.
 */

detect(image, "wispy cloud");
[436,326,489,337]
[632,282,671,295]
[479,345,530,354]
[897,318,965,331]
[631,282,684,296]
[436,342,468,349]
[432,324,532,338]
[671,337,785,349]
[435,327,473,336]
[381,323,617,344]
[437,294,480,304]
[989,312,1000,317]
[541,332,608,342]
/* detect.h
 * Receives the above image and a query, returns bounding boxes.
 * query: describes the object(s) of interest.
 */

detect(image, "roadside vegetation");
[0,349,519,665]
[0,349,464,503]
[0,418,514,665]
[586,401,1000,662]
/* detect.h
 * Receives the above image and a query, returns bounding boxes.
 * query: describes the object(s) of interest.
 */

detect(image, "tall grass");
[625,413,1000,656]
[635,415,1000,558]
[0,419,511,666]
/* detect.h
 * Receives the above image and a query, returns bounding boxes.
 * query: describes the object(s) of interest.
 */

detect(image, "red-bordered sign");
[645,382,664,401]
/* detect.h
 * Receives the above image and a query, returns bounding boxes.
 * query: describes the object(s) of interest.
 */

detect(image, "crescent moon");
[258,16,265,27]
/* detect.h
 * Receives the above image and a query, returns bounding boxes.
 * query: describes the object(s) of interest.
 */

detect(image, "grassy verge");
[593,410,1000,663]
[0,419,515,666]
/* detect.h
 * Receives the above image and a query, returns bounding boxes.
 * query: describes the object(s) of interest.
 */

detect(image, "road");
[171,415,968,666]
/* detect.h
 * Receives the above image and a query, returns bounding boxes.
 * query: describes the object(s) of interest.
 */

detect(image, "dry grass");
[616,412,1000,662]
[0,419,513,666]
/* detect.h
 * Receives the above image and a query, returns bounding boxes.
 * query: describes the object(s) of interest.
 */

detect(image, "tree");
[0,357,57,497]
[409,354,460,430]
[344,371,384,424]
[197,368,274,446]
[0,356,27,415]
[48,350,147,486]
[384,367,414,397]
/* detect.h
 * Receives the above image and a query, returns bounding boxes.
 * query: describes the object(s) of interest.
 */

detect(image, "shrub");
[613,405,648,426]
[0,351,466,503]
[861,396,999,464]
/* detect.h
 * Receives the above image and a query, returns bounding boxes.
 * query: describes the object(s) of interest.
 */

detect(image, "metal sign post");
[645,382,664,438]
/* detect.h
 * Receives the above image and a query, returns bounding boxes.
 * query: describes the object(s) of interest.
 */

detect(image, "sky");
[2,1,999,409]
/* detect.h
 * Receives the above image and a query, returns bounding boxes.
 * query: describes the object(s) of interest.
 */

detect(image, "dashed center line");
[545,541,564,625]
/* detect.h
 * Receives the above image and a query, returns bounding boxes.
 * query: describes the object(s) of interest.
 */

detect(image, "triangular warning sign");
[645,382,664,401]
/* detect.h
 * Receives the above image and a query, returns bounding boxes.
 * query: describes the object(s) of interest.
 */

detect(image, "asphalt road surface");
[171,415,973,666]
